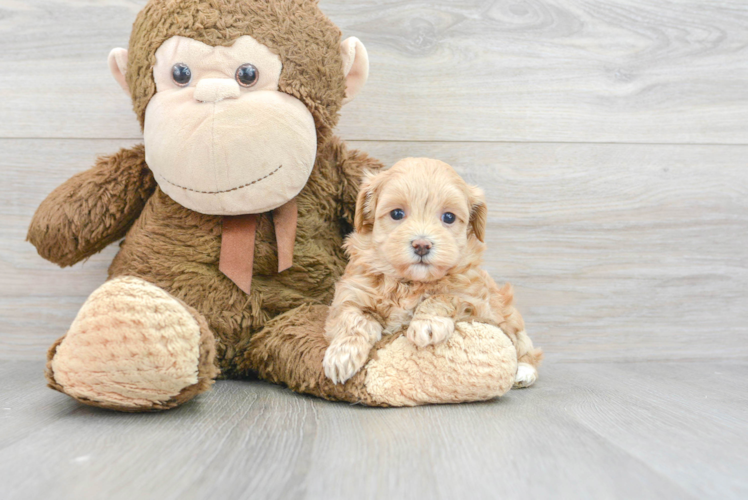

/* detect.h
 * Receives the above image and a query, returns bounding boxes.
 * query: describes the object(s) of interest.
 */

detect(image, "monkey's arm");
[27,144,157,267]
[335,142,385,231]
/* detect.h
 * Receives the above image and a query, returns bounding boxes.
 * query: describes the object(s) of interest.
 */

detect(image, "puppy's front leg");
[407,295,471,348]
[323,307,383,384]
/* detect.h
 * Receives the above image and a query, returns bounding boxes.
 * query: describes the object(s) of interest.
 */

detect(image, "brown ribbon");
[219,199,298,294]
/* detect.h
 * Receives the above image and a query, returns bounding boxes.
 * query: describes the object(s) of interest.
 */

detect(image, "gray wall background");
[1,0,746,362]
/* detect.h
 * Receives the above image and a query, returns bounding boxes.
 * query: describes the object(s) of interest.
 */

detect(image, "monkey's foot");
[246,306,518,406]
[46,276,218,412]
[363,321,518,405]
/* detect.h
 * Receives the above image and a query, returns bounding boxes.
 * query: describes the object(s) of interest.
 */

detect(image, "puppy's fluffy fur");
[323,158,543,385]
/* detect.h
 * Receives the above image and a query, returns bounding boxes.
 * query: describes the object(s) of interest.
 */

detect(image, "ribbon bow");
[219,199,297,294]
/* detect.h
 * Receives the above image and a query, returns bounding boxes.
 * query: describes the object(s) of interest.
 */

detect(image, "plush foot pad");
[364,321,518,406]
[247,306,518,407]
[47,276,218,411]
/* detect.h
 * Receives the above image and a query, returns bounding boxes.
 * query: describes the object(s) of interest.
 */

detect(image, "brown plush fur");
[28,0,381,406]
[27,145,156,267]
[29,0,520,410]
[107,137,380,377]
[244,304,387,406]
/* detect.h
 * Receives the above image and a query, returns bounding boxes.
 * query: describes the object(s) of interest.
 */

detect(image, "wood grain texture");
[1,360,746,500]
[2,139,746,362]
[1,0,748,143]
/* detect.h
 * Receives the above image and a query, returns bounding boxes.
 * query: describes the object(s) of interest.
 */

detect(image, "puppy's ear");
[354,170,379,234]
[468,186,488,242]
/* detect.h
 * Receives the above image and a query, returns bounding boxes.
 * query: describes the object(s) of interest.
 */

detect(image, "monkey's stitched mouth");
[155,164,283,194]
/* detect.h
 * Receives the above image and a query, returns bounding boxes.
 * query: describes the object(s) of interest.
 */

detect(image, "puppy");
[323,158,543,386]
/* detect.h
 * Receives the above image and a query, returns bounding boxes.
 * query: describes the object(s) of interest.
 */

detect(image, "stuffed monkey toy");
[27,0,519,411]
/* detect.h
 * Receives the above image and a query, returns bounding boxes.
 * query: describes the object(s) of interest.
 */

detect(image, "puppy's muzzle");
[412,239,432,257]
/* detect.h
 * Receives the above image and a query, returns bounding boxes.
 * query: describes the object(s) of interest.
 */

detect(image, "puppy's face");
[353,158,487,282]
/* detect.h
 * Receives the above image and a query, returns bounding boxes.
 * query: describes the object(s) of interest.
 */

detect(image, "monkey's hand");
[27,144,156,267]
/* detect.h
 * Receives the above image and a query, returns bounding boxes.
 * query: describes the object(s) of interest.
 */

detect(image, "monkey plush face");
[107,0,369,216]
[143,35,317,215]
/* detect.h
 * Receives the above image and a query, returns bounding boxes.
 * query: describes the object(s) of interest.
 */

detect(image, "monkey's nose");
[412,239,432,257]
[193,79,241,103]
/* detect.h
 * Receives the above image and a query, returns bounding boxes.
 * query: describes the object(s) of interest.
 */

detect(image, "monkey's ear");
[468,186,488,243]
[340,37,369,105]
[108,48,130,95]
[353,170,379,234]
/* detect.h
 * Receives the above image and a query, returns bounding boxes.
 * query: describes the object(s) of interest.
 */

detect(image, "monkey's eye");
[236,63,259,88]
[390,209,406,221]
[171,63,192,87]
[442,212,456,224]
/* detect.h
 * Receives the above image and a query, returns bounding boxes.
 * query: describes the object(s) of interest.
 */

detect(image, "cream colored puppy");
[323,158,543,385]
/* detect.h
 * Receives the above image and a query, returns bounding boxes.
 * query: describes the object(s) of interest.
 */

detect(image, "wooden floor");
[1,360,746,500]
[2,1,748,498]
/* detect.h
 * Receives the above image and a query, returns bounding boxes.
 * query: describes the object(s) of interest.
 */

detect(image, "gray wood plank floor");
[1,360,746,500]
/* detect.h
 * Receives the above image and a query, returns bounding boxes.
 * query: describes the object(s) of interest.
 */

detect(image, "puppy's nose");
[412,239,432,257]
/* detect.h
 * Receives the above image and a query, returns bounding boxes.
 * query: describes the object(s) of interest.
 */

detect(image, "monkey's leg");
[46,277,219,412]
[243,304,518,406]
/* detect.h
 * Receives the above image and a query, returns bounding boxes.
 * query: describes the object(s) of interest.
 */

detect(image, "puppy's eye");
[236,63,259,87]
[442,212,456,224]
[171,63,192,87]
[390,209,406,221]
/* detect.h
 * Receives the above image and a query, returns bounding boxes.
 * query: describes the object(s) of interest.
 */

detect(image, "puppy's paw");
[513,362,538,389]
[407,316,455,348]
[323,336,372,385]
